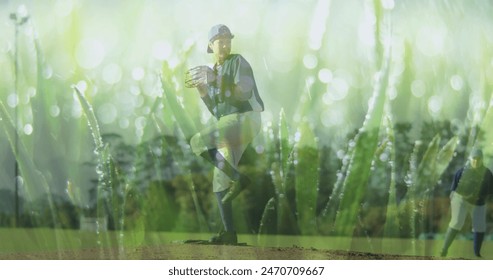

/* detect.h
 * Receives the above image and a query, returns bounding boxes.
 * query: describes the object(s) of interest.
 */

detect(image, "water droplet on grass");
[23,124,33,135]
[7,93,19,108]
[49,105,60,118]
[303,54,318,69]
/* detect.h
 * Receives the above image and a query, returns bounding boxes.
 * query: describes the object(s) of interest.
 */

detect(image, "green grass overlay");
[1,1,493,259]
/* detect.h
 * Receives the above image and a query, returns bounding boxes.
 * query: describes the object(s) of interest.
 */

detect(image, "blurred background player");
[440,148,493,257]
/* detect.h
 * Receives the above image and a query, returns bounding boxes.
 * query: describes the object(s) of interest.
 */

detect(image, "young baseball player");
[185,24,264,244]
[440,148,493,257]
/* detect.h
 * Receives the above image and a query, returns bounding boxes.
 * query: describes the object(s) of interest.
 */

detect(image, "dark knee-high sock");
[200,149,241,180]
[215,191,234,232]
[473,232,485,257]
[441,228,459,256]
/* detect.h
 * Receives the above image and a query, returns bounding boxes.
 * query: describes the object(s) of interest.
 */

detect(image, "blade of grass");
[73,86,121,258]
[274,110,299,235]
[270,160,298,235]
[279,108,291,186]
[383,117,400,240]
[0,100,62,258]
[333,21,391,245]
[257,197,276,246]
[373,0,384,69]
[294,121,319,235]
[318,141,353,234]
[72,86,103,150]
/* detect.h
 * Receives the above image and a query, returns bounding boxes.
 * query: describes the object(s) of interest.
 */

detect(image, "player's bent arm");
[234,83,253,101]
[197,84,208,97]
[232,56,255,101]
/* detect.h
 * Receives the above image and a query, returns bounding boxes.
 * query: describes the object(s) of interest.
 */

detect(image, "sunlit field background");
[1,0,493,258]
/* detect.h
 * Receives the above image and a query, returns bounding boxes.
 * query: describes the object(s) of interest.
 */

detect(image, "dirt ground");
[0,244,441,260]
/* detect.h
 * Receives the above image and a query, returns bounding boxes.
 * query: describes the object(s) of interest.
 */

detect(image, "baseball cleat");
[209,230,238,245]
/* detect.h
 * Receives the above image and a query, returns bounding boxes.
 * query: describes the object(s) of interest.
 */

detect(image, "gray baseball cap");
[207,24,234,53]
[471,148,483,159]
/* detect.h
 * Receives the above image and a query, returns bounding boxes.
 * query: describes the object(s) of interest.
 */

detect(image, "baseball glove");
[185,66,215,88]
